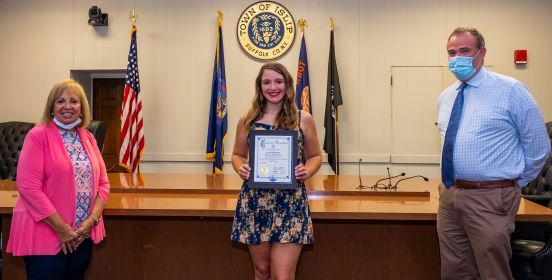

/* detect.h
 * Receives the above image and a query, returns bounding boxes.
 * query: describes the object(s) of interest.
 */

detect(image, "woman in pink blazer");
[7,79,110,279]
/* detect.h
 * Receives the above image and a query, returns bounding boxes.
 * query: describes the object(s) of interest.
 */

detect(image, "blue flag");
[295,35,312,113]
[206,25,228,173]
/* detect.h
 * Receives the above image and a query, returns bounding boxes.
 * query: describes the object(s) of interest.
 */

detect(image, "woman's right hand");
[237,164,251,181]
[43,212,80,254]
[56,223,79,254]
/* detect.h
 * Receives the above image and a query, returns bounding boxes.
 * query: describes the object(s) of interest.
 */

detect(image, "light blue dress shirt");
[438,68,550,187]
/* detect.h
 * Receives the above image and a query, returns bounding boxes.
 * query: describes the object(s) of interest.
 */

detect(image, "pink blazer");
[7,122,110,256]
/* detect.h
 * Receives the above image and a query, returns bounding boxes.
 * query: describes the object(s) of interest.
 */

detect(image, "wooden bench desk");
[2,174,551,279]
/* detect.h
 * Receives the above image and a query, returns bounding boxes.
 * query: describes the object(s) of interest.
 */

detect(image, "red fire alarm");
[514,50,527,64]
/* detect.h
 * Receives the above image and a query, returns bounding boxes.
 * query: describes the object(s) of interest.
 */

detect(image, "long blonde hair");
[40,79,91,128]
[244,62,298,130]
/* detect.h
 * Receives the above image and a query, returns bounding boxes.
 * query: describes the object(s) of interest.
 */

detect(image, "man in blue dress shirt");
[437,27,551,280]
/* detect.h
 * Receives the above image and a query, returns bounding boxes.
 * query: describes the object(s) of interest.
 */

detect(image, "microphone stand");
[356,159,368,190]
[387,167,393,187]
[357,166,424,191]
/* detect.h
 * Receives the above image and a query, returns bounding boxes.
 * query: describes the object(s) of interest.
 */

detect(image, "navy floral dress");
[231,121,314,245]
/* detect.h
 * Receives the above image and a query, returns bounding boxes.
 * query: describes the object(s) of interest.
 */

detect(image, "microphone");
[373,170,406,188]
[386,167,391,187]
[393,175,429,188]
[356,159,367,190]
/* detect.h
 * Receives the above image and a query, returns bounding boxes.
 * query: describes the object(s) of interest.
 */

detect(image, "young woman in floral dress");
[231,62,322,280]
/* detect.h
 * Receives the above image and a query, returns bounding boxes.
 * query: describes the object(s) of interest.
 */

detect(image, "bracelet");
[88,215,100,226]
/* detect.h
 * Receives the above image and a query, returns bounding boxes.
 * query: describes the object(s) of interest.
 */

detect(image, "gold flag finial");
[330,17,334,31]
[217,10,223,27]
[298,19,307,33]
[129,10,137,26]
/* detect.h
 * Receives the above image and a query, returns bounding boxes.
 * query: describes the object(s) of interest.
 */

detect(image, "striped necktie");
[441,83,467,188]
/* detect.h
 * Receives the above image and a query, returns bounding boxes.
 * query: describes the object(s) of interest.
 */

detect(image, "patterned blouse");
[58,128,93,228]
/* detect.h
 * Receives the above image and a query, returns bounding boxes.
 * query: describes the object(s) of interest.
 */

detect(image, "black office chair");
[86,120,107,153]
[520,158,552,207]
[510,196,552,280]
[510,121,552,280]
[520,121,552,207]
[0,121,35,180]
[0,121,34,279]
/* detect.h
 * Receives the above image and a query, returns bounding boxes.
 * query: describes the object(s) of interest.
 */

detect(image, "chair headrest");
[0,121,35,179]
[86,120,107,153]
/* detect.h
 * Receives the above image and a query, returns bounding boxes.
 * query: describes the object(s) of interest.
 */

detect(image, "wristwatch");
[89,215,100,225]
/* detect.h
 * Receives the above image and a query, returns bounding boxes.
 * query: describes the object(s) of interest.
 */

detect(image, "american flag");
[119,25,144,173]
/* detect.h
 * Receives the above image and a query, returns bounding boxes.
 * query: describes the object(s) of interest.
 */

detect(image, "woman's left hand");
[295,163,310,182]
[74,217,95,241]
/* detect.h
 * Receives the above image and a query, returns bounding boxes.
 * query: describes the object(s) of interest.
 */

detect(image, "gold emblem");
[260,166,269,174]
[237,1,296,60]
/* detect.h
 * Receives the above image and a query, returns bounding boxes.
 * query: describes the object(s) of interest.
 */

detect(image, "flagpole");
[120,10,145,173]
[331,18,340,175]
[206,10,228,174]
[335,109,340,175]
[214,10,223,175]
[296,19,312,114]
[130,10,139,173]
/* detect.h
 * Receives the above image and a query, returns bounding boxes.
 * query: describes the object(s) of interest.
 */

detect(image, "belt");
[455,179,515,189]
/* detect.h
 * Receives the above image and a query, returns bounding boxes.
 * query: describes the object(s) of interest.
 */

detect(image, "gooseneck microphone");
[386,167,392,187]
[393,175,429,188]
[356,159,367,190]
[372,170,406,189]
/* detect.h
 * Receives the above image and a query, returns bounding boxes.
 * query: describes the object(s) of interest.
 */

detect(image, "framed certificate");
[248,130,298,189]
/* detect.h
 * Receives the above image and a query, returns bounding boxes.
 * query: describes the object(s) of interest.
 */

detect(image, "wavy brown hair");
[41,79,91,128]
[244,62,298,130]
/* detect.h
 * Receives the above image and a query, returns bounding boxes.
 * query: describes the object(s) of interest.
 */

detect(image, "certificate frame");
[248,129,298,189]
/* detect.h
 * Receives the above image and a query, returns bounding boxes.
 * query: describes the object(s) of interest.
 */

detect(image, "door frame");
[70,70,126,115]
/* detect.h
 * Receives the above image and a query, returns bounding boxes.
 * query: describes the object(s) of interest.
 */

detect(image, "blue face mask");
[448,50,481,81]
[53,117,82,130]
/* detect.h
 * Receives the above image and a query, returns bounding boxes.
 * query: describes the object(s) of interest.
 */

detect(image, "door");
[92,78,124,171]
[391,66,444,164]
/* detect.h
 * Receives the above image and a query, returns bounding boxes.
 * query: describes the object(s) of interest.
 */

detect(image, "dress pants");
[437,184,520,280]
[23,238,92,280]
